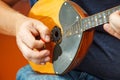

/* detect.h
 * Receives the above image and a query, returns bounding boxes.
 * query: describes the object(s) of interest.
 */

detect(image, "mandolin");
[28,0,120,74]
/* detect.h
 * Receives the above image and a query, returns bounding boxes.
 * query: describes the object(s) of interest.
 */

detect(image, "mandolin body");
[28,0,94,74]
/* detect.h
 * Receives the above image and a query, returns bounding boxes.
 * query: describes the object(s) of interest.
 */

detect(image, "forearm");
[0,0,28,36]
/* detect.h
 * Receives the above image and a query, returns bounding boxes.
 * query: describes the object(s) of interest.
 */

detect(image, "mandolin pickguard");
[53,2,83,74]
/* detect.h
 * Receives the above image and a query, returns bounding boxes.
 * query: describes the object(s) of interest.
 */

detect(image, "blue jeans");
[16,65,101,80]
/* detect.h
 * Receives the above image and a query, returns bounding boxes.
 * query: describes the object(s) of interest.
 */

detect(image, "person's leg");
[16,65,101,80]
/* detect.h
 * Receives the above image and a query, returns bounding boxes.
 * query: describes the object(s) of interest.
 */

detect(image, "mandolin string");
[62,5,120,38]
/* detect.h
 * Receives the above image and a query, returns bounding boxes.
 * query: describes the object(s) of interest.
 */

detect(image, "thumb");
[36,22,50,42]
[41,28,50,42]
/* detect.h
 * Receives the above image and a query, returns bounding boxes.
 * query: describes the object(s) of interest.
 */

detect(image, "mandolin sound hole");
[55,31,59,38]
[51,26,62,44]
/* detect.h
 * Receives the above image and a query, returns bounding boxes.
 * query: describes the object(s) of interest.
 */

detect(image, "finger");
[35,22,50,42]
[30,50,50,64]
[30,55,50,64]
[35,56,50,65]
[16,36,50,64]
[114,10,120,15]
[20,28,46,49]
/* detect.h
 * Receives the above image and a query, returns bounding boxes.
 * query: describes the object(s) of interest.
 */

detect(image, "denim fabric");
[29,0,37,7]
[16,65,101,80]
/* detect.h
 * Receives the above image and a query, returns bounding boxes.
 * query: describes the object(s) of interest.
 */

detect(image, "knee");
[16,65,32,80]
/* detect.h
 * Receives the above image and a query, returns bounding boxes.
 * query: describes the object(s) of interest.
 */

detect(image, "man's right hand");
[16,17,51,64]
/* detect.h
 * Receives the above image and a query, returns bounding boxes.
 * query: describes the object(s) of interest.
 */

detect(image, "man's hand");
[0,0,51,64]
[16,18,51,64]
[103,10,120,39]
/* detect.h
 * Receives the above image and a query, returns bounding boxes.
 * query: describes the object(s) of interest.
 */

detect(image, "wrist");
[15,12,29,35]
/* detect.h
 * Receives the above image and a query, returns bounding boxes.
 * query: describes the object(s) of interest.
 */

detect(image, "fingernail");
[45,35,50,42]
[44,57,50,62]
